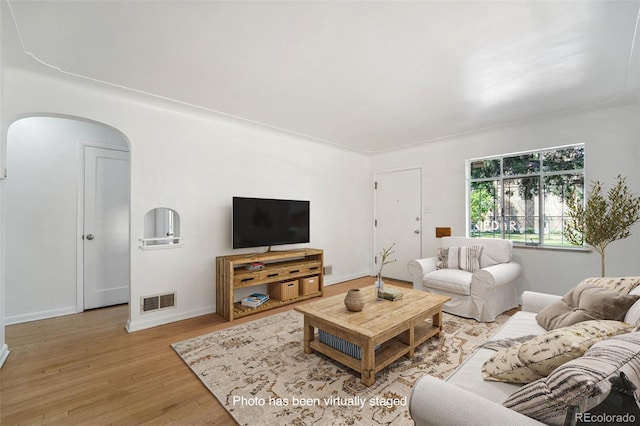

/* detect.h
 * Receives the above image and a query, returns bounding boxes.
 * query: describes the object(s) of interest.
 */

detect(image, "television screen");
[232,197,310,249]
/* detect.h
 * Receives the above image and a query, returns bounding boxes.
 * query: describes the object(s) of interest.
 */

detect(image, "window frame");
[466,143,585,248]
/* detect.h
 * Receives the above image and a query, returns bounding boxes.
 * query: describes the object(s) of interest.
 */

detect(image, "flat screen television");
[232,197,310,249]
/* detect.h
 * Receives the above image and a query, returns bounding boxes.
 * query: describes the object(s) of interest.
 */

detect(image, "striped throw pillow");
[437,245,483,273]
[503,331,640,425]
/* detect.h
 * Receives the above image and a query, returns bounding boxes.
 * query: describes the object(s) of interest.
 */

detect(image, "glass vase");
[375,275,385,302]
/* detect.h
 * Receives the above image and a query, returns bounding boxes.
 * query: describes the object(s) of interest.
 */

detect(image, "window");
[468,144,584,247]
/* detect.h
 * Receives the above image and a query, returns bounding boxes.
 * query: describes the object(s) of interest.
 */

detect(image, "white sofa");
[408,237,522,322]
[408,288,640,425]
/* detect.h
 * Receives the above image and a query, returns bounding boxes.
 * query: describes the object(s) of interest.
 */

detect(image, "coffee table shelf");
[309,334,409,376]
[398,318,441,347]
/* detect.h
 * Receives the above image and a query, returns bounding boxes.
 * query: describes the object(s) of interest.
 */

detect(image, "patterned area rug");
[172,310,507,425]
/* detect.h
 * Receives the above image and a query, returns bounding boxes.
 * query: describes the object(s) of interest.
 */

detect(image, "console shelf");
[216,248,323,321]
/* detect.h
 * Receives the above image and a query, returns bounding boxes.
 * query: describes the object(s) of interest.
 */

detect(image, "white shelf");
[138,237,183,250]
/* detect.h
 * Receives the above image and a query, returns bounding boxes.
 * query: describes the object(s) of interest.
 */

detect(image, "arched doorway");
[4,115,131,324]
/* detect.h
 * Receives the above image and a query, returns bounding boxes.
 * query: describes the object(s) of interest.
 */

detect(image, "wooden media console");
[216,248,323,321]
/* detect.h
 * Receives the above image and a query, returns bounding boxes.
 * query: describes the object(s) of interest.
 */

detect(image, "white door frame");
[76,141,130,312]
[372,165,423,279]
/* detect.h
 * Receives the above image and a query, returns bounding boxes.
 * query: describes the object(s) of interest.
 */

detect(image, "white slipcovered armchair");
[408,237,522,322]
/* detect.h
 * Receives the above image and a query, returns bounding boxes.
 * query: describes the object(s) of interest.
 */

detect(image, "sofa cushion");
[482,320,633,384]
[436,245,483,272]
[536,282,639,330]
[503,331,640,426]
[424,269,472,295]
[446,311,547,404]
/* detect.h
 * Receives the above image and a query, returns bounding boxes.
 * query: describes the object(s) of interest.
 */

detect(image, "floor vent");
[141,292,176,313]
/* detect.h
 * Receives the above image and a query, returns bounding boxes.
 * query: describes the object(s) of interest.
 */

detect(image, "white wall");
[4,117,128,324]
[371,102,640,296]
[2,67,372,331]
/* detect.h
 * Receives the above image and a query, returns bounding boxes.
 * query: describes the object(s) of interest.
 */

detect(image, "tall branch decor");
[564,175,640,276]
[376,244,397,301]
[377,243,397,280]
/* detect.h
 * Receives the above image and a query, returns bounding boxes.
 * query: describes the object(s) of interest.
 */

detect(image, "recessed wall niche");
[139,208,183,250]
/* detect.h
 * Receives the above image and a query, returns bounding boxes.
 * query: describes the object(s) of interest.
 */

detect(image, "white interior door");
[374,168,422,281]
[84,147,130,309]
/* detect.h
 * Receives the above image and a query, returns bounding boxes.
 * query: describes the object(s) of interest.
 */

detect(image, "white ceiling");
[6,0,640,153]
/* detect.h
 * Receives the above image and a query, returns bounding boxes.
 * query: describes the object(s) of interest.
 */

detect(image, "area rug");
[172,310,507,425]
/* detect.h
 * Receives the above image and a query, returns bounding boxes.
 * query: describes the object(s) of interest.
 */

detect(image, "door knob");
[86,234,95,240]
[414,230,420,234]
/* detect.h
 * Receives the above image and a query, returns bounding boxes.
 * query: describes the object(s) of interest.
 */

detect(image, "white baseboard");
[0,344,10,369]
[4,306,78,325]
[323,272,371,286]
[125,306,215,333]
[125,273,371,332]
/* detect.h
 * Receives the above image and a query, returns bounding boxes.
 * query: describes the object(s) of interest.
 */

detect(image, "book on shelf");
[240,293,270,307]
[246,262,265,270]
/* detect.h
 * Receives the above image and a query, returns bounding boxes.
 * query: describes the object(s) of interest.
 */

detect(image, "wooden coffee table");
[294,285,450,386]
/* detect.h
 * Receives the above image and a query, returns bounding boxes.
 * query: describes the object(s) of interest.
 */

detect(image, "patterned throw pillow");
[580,276,640,294]
[482,320,633,384]
[436,245,483,273]
[503,331,640,426]
[482,342,542,384]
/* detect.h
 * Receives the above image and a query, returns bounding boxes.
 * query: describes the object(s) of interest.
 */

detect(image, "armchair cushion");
[424,269,472,295]
[436,245,483,272]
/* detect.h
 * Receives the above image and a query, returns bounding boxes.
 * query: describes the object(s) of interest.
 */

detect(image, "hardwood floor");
[1,277,409,425]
